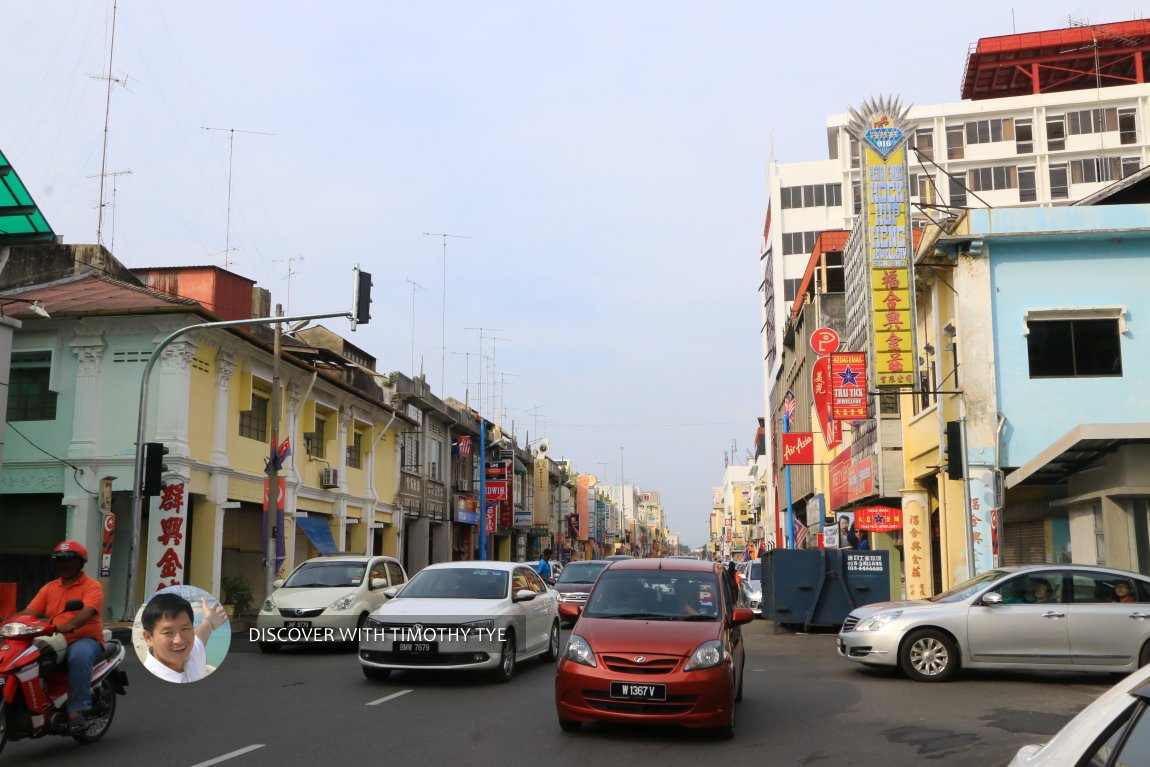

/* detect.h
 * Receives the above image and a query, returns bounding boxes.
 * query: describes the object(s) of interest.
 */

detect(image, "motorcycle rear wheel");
[72,678,116,744]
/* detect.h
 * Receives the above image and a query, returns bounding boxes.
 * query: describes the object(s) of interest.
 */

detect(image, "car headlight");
[854,610,903,631]
[462,619,495,631]
[684,639,726,671]
[564,634,597,667]
[328,593,357,611]
[262,597,276,613]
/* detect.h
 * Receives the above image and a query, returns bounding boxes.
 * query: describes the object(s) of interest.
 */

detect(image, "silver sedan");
[837,564,1150,682]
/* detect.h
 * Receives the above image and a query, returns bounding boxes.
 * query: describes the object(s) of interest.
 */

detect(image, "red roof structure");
[961,19,1150,100]
[0,271,204,320]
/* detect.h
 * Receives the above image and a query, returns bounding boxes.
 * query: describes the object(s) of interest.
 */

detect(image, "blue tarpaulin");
[295,516,337,555]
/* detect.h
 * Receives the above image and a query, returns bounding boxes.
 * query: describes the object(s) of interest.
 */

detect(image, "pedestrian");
[725,561,740,598]
[536,548,553,580]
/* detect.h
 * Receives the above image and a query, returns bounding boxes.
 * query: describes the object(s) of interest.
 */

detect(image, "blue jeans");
[64,638,102,713]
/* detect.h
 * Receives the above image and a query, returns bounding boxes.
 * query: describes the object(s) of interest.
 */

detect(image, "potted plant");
[221,574,254,621]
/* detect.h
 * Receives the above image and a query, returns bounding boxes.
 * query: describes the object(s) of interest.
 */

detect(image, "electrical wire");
[4,421,97,495]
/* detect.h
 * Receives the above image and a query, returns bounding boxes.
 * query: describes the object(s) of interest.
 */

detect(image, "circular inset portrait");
[132,585,230,683]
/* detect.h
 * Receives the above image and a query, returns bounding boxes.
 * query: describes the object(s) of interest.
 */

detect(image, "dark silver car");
[837,564,1150,682]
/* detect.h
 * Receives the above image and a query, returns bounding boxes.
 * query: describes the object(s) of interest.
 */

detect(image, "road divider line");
[188,744,266,767]
[367,689,413,706]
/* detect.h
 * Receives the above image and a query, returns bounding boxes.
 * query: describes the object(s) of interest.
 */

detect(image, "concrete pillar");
[68,336,106,459]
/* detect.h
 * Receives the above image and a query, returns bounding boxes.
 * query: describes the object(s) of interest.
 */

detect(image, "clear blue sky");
[3,1,1143,547]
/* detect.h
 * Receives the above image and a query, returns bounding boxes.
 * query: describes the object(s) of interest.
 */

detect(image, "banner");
[831,352,867,419]
[812,356,841,449]
[855,505,902,532]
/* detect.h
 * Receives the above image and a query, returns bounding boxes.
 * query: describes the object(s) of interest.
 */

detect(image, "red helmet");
[52,540,89,562]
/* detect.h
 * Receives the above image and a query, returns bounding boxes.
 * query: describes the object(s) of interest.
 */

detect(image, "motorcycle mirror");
[64,599,84,612]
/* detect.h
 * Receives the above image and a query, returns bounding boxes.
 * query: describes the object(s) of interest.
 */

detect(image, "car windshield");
[397,568,509,599]
[583,571,720,621]
[928,569,1012,603]
[557,562,608,584]
[283,561,366,588]
[748,562,761,581]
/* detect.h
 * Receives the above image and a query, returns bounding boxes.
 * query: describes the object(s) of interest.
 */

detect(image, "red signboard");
[830,352,868,420]
[812,356,841,450]
[263,477,287,511]
[810,327,840,356]
[855,505,902,532]
[485,481,508,501]
[781,432,815,465]
[486,503,497,534]
[829,449,852,510]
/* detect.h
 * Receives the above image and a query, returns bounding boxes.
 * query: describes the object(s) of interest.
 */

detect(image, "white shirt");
[144,635,207,683]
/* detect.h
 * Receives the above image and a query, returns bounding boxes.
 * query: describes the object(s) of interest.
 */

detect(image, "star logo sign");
[837,366,860,387]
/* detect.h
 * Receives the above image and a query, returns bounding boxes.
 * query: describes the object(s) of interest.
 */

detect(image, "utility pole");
[266,304,285,600]
[466,326,503,561]
[423,232,471,394]
[202,126,274,269]
[89,0,129,248]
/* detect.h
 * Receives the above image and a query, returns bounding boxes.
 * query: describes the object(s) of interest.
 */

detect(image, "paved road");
[8,620,1116,766]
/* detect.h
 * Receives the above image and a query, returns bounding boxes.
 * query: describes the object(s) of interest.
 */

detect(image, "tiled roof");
[0,270,205,320]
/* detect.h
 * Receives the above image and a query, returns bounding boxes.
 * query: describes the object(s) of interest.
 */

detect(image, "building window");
[427,436,443,481]
[239,384,270,442]
[913,128,934,160]
[1123,157,1142,178]
[782,277,803,305]
[780,183,841,210]
[1049,164,1069,199]
[964,117,1014,145]
[782,230,820,256]
[305,416,327,459]
[7,351,57,421]
[1018,166,1036,202]
[948,176,967,207]
[916,174,937,204]
[1015,119,1033,154]
[1119,109,1137,145]
[1046,117,1066,151]
[849,136,860,169]
[968,165,1017,192]
[1066,108,1117,136]
[1026,319,1122,378]
[1070,157,1122,185]
[851,181,862,215]
[346,431,363,469]
[945,126,964,160]
[401,431,420,472]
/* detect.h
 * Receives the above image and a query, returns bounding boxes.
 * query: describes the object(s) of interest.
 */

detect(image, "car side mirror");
[731,607,755,625]
[981,592,1004,606]
[558,602,582,620]
[272,579,285,589]
[513,589,537,603]
[383,587,399,599]
[370,578,387,589]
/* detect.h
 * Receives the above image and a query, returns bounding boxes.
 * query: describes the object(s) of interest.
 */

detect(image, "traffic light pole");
[122,308,352,620]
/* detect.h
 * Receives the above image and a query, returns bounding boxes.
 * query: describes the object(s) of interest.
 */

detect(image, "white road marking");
[366,688,413,706]
[188,744,266,767]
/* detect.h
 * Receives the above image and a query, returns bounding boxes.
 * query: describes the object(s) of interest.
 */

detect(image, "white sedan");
[358,561,561,683]
[1008,662,1150,765]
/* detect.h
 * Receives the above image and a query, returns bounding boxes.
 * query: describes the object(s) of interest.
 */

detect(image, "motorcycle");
[0,599,128,756]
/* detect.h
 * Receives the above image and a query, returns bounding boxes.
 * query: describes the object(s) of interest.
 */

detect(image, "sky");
[3,1,1144,547]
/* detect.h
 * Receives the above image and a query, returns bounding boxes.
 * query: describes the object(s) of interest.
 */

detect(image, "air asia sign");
[781,432,815,465]
[830,352,867,420]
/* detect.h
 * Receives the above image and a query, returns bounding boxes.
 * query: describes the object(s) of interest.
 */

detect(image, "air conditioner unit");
[321,468,340,488]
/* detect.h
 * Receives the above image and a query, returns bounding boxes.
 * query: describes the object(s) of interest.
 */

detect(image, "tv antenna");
[88,0,131,248]
[423,232,471,395]
[406,278,428,376]
[202,125,274,269]
[86,169,132,253]
[271,255,304,313]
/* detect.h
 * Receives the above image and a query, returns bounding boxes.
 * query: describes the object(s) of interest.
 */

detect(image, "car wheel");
[72,678,115,744]
[558,717,582,732]
[492,630,516,683]
[258,641,280,654]
[542,620,561,662]
[362,666,392,681]
[900,629,958,682]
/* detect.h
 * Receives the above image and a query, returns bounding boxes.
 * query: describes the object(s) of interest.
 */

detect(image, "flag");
[271,437,291,471]
[457,435,471,457]
[784,389,796,428]
[793,518,808,548]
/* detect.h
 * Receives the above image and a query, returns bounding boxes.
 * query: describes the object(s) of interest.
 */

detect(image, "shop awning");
[295,516,337,555]
[0,150,55,244]
[1005,423,1150,489]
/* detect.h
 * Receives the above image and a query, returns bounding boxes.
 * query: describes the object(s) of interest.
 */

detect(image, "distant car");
[358,561,561,682]
[553,560,610,624]
[1008,662,1150,766]
[837,564,1150,682]
[736,561,762,617]
[256,554,407,652]
[555,559,754,738]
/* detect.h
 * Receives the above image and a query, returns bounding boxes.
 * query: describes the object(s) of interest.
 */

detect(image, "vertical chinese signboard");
[810,328,842,450]
[853,98,917,388]
[151,480,187,592]
[903,492,932,598]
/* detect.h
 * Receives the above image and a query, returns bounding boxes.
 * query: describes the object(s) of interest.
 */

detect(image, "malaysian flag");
[793,518,808,548]
[783,390,797,428]
[455,436,471,457]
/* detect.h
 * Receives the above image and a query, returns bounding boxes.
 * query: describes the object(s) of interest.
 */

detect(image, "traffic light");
[143,442,169,496]
[353,267,372,326]
[945,421,963,480]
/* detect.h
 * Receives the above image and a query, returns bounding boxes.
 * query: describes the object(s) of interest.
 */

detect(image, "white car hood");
[272,587,358,609]
[373,597,508,619]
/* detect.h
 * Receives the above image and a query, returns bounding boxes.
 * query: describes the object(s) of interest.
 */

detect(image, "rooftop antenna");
[202,125,274,269]
[451,350,479,409]
[271,255,304,313]
[89,0,131,248]
[465,326,503,420]
[87,168,132,253]
[406,278,428,377]
[423,232,472,395]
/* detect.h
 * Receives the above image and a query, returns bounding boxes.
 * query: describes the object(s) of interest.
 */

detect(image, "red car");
[554,559,753,738]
